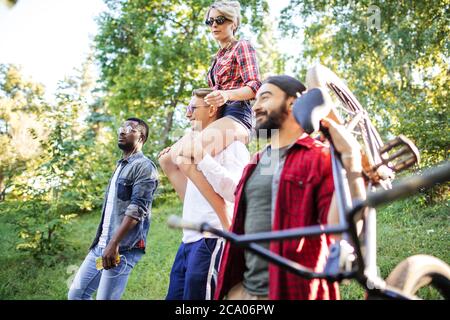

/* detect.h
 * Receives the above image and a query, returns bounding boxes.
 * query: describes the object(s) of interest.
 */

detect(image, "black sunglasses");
[205,16,230,26]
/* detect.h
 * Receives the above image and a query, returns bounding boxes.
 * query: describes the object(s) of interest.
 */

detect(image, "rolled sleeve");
[236,40,261,94]
[124,204,147,221]
[127,161,158,221]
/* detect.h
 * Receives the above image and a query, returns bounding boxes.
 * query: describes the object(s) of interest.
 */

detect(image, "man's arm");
[321,118,366,236]
[177,156,231,230]
[179,144,249,230]
[103,161,158,269]
[158,144,188,201]
[196,142,250,202]
[326,168,366,236]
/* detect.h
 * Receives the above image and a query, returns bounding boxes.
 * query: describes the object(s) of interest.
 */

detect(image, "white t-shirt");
[98,165,121,248]
[182,141,250,243]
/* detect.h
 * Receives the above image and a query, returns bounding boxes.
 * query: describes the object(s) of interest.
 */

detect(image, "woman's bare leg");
[198,117,249,157]
[160,117,249,229]
[175,117,249,230]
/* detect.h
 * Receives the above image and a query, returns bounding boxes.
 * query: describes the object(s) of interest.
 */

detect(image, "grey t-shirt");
[243,145,290,296]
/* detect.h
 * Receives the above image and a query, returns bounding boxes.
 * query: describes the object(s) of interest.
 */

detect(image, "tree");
[255,15,287,79]
[0,64,48,200]
[0,59,117,259]
[280,0,449,170]
[95,0,269,158]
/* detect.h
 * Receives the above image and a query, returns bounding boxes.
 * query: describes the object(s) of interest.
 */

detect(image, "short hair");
[192,88,213,99]
[126,117,149,144]
[206,1,242,35]
[191,88,225,119]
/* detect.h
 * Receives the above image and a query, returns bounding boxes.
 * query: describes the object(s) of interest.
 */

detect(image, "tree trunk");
[161,109,175,147]
[0,174,5,201]
[161,79,186,147]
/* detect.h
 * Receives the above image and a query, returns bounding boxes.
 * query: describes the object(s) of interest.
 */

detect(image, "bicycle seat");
[292,87,333,134]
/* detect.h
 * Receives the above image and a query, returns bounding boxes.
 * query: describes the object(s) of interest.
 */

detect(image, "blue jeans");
[68,245,143,300]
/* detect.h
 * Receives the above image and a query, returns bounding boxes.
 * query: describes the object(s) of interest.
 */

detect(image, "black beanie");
[263,75,306,98]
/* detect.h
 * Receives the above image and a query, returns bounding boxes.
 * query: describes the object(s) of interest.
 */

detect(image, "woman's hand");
[204,90,229,107]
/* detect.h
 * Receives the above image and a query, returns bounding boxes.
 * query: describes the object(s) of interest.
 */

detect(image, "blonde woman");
[159,1,261,232]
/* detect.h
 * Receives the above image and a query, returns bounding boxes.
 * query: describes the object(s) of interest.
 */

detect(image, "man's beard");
[254,100,289,139]
[118,141,135,152]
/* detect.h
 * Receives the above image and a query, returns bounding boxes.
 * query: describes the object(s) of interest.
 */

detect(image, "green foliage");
[3,200,77,262]
[0,64,49,200]
[278,0,449,203]
[0,64,47,113]
[13,69,114,206]
[152,171,181,207]
[280,0,449,169]
[9,90,84,257]
[1,61,115,258]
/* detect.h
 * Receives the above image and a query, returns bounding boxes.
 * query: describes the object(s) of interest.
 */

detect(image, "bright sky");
[0,0,298,97]
[0,0,106,97]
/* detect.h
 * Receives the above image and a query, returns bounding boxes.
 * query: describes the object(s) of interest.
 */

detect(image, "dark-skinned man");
[68,118,158,300]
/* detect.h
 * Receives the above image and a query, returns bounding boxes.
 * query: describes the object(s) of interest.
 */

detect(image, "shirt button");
[298,181,304,188]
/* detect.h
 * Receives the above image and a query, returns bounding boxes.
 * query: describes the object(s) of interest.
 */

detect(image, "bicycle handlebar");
[167,215,202,231]
[167,214,354,282]
[168,161,450,236]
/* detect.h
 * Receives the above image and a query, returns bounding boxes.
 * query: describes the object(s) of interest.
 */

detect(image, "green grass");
[340,196,449,300]
[0,201,182,300]
[0,195,448,300]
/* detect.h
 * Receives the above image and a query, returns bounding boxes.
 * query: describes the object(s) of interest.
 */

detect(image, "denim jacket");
[90,151,158,253]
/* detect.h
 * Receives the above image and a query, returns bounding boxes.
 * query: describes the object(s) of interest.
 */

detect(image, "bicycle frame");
[169,160,450,300]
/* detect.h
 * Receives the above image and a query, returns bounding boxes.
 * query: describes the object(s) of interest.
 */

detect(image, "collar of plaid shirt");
[214,135,340,300]
[207,39,261,94]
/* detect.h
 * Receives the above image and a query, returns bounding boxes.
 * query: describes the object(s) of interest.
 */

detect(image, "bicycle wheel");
[306,64,391,189]
[386,254,450,299]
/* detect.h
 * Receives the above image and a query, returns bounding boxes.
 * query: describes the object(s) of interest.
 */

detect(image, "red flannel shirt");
[215,135,340,300]
[207,39,261,94]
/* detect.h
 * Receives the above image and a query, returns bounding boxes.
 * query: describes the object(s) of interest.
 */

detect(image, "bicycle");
[168,64,450,300]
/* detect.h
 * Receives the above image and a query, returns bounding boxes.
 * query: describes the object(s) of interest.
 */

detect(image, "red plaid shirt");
[215,135,340,300]
[208,39,261,94]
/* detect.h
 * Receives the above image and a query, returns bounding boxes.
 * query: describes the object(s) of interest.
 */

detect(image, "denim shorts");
[221,100,253,132]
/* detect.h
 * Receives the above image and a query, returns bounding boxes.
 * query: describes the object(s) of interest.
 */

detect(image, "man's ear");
[286,96,296,111]
[209,105,219,118]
